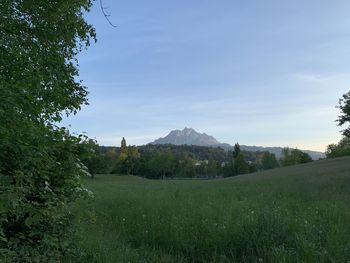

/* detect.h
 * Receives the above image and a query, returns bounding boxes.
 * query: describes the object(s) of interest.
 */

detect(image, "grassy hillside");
[76,157,350,263]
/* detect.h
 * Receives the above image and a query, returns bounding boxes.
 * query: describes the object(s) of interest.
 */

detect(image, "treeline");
[81,139,313,179]
[326,137,350,158]
[325,91,350,159]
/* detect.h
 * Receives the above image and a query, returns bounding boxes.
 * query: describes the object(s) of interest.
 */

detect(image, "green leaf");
[24,217,34,227]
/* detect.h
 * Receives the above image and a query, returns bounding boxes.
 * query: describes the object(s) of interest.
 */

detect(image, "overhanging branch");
[100,0,117,28]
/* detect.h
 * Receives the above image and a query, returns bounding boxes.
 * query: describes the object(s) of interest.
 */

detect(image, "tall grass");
[76,157,350,262]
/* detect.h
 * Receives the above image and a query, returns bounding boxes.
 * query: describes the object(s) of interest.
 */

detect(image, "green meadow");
[77,157,350,263]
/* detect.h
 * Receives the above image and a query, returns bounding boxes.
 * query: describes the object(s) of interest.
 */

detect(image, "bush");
[0,0,95,261]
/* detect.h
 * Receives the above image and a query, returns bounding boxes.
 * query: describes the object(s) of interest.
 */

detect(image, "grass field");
[76,157,350,263]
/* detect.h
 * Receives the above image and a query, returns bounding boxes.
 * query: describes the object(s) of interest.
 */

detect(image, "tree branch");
[100,0,117,28]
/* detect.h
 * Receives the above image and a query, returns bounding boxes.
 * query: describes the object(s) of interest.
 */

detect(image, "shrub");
[0,0,95,261]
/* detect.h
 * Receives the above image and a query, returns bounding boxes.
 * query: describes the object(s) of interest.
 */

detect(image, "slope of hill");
[78,157,350,262]
[150,128,326,159]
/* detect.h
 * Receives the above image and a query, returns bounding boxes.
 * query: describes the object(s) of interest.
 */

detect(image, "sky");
[62,0,350,152]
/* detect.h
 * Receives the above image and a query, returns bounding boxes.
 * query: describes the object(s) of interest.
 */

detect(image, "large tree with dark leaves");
[337,91,350,138]
[0,1,96,261]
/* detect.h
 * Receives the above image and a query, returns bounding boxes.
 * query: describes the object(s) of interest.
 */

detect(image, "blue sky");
[63,0,350,152]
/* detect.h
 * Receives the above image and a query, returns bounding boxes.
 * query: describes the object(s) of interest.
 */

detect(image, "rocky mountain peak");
[151,128,220,146]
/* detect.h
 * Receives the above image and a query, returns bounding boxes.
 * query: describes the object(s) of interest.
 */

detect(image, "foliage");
[96,144,288,179]
[121,137,127,148]
[225,143,250,176]
[104,138,141,175]
[146,151,177,179]
[262,151,279,170]
[326,91,350,159]
[233,143,241,158]
[0,0,95,261]
[176,156,196,178]
[97,143,314,179]
[280,148,312,166]
[79,138,110,178]
[78,157,350,262]
[233,153,250,175]
[337,90,350,138]
[326,137,350,158]
[129,146,141,175]
[118,137,131,174]
[206,157,218,178]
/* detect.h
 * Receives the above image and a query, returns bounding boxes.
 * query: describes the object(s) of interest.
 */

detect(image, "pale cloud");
[292,73,327,83]
[291,73,350,92]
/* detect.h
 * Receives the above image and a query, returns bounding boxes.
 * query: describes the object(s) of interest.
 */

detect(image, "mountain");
[151,128,221,146]
[150,128,326,160]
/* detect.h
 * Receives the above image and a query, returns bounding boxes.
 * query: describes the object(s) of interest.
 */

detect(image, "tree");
[148,151,176,179]
[230,143,249,175]
[233,153,250,175]
[0,1,95,261]
[326,137,350,158]
[262,151,279,170]
[324,91,350,159]
[116,137,130,174]
[207,157,218,178]
[280,148,312,166]
[78,138,107,178]
[129,146,141,175]
[121,137,127,148]
[296,150,313,164]
[176,154,196,178]
[233,143,241,158]
[337,91,350,138]
[183,159,196,178]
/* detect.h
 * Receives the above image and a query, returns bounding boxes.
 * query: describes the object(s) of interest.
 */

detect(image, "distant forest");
[80,139,313,179]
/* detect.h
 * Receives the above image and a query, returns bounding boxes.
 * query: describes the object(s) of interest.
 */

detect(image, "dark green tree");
[296,150,313,164]
[233,143,241,158]
[129,146,141,175]
[118,137,130,174]
[324,91,350,159]
[207,157,218,178]
[176,154,196,178]
[148,151,176,179]
[183,159,196,178]
[79,138,108,178]
[233,153,250,175]
[281,148,312,166]
[337,91,350,138]
[121,137,127,148]
[0,0,95,261]
[262,151,279,170]
[326,137,350,158]
[228,143,249,175]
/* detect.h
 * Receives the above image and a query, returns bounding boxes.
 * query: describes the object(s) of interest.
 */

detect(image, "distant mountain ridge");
[152,128,220,146]
[150,128,326,160]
